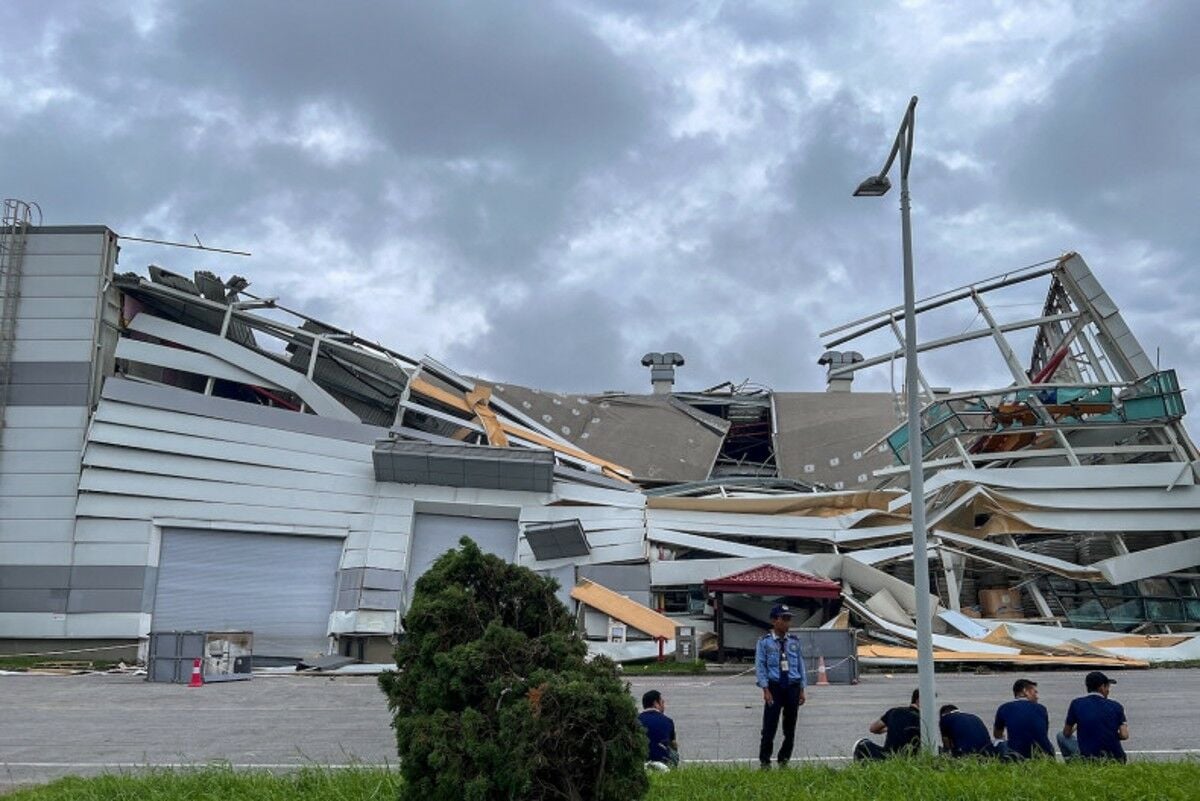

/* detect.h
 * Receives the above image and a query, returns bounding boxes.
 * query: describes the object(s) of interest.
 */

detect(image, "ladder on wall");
[0,199,39,438]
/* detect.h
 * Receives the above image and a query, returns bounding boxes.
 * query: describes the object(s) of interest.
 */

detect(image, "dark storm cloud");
[2,1,1197,402]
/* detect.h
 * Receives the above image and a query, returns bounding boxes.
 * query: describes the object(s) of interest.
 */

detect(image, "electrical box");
[147,630,253,683]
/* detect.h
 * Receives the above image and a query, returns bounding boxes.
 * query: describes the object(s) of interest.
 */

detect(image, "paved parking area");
[2,668,1198,789]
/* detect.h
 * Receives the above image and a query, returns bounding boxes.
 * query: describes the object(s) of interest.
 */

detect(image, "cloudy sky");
[4,1,1198,398]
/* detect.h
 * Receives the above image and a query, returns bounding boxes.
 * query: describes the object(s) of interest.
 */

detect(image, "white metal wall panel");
[153,529,343,658]
[406,514,519,601]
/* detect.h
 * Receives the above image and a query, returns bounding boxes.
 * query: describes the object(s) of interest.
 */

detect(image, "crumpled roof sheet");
[570,578,677,640]
[772,391,898,490]
[492,384,729,481]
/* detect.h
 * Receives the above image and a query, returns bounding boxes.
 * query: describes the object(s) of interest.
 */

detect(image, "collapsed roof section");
[113,268,635,488]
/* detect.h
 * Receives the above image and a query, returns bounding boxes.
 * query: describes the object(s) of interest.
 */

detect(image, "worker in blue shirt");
[755,604,807,768]
[993,678,1055,759]
[939,705,996,757]
[1059,671,1129,762]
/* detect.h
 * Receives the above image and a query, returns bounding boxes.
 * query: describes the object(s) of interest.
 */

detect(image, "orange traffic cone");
[816,655,830,686]
[188,658,204,688]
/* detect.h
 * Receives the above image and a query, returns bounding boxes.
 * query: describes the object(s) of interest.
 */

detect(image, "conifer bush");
[379,537,649,801]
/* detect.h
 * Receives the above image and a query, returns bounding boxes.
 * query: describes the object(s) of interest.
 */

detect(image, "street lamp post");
[853,95,938,753]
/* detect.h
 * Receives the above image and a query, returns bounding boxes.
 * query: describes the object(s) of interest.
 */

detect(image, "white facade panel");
[87,421,371,476]
[79,470,375,514]
[75,493,361,530]
[73,519,152,543]
[18,275,105,299]
[0,543,73,564]
[19,253,112,276]
[93,401,376,462]
[14,318,100,341]
[82,444,379,496]
[15,297,100,321]
[73,542,153,565]
[0,519,75,542]
[22,233,108,256]
[406,514,519,602]
[152,529,343,658]
[12,339,94,362]
[65,612,150,638]
[0,474,80,497]
[0,496,77,519]
[0,450,82,474]
[5,406,90,429]
[0,612,68,637]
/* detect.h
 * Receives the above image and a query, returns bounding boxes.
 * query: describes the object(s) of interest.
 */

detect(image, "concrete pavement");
[2,668,1197,789]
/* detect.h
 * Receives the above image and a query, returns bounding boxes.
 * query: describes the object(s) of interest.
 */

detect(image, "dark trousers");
[759,682,801,764]
[853,738,889,761]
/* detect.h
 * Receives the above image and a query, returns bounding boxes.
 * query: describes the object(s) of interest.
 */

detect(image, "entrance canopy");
[703,564,841,599]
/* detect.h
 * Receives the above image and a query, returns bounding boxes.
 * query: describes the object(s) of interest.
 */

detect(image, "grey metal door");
[153,528,343,659]
[405,514,519,604]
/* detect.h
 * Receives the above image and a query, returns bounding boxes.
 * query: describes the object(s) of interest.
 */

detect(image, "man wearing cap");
[755,604,807,768]
[993,678,1054,759]
[1058,671,1129,762]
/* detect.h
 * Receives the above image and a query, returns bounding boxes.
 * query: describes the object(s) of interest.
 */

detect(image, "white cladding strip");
[116,338,284,390]
[646,528,785,557]
[127,314,357,421]
[87,421,372,477]
[520,505,645,531]
[1094,538,1200,585]
[845,545,914,565]
[908,463,1196,504]
[78,469,377,515]
[0,450,83,474]
[649,554,843,586]
[932,530,1102,580]
[0,474,79,497]
[76,492,362,530]
[83,443,381,497]
[1007,509,1200,532]
[93,400,374,462]
[989,485,1200,511]
[647,508,861,533]
[551,481,646,509]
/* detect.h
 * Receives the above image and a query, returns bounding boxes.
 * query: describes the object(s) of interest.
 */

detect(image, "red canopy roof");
[703,564,842,599]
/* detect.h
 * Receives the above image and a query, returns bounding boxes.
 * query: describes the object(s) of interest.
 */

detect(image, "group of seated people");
[854,671,1129,762]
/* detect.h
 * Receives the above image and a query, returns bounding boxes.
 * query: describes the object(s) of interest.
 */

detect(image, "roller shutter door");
[153,528,343,659]
[406,514,519,603]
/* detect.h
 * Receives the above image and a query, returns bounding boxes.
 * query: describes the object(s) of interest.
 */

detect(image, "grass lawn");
[5,760,1199,800]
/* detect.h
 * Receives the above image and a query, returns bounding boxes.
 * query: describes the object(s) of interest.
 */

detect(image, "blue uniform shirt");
[994,699,1054,758]
[939,710,993,756]
[755,632,806,689]
[637,709,676,763]
[1066,693,1127,761]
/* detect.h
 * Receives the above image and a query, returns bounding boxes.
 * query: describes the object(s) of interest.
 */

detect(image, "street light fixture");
[852,95,938,753]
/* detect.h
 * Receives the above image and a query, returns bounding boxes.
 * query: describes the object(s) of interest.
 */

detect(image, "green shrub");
[378,538,649,801]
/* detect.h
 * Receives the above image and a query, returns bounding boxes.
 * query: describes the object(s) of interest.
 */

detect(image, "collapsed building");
[2,208,1198,668]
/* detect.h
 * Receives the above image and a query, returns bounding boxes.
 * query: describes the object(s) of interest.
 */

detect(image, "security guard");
[755,604,807,767]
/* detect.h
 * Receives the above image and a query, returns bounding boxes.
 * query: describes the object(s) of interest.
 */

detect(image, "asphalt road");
[2,668,1198,789]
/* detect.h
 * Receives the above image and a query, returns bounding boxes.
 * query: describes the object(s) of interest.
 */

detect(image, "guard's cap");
[769,604,794,619]
[1085,671,1116,692]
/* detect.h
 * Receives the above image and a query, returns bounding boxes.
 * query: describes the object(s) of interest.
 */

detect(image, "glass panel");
[1145,599,1184,622]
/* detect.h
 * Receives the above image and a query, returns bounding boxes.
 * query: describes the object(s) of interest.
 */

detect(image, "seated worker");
[853,689,921,760]
[637,690,679,768]
[994,678,1054,759]
[1058,671,1129,762]
[939,705,996,757]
